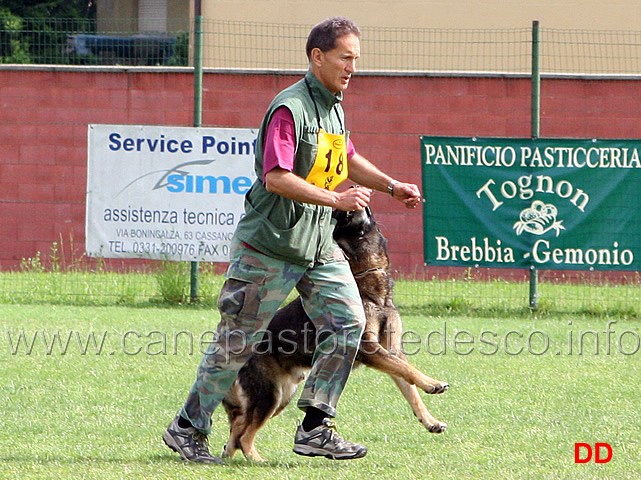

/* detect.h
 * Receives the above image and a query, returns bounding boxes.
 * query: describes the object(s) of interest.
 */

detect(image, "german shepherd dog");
[221,207,449,461]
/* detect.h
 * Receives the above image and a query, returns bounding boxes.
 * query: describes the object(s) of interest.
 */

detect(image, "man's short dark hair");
[306,16,361,60]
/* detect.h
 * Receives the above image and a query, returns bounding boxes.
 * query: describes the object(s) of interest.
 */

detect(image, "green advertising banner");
[421,136,641,271]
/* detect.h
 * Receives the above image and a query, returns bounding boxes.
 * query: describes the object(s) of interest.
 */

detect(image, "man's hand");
[392,182,421,209]
[335,186,372,211]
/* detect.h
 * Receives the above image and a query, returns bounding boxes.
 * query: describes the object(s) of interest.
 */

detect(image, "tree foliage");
[0,0,96,19]
[0,1,96,63]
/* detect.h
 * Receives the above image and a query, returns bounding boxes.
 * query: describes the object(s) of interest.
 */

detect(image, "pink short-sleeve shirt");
[262,106,356,182]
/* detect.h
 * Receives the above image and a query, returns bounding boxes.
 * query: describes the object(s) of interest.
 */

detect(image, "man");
[163,16,421,464]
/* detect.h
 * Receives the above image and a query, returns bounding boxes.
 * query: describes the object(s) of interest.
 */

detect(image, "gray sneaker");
[162,416,224,464]
[293,418,367,460]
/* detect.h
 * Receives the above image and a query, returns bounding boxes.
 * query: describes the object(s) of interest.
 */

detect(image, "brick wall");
[2,67,641,274]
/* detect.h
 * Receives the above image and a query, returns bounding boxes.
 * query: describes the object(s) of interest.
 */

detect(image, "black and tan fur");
[222,207,449,461]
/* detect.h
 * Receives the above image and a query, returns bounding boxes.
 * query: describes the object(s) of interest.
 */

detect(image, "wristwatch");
[388,180,399,196]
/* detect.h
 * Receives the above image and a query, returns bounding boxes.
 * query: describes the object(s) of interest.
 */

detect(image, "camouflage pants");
[180,238,366,434]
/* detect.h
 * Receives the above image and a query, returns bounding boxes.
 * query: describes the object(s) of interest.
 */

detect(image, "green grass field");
[2,302,640,479]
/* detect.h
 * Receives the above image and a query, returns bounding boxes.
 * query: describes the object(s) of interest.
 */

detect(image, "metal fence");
[2,17,641,314]
[5,18,641,74]
[0,17,189,66]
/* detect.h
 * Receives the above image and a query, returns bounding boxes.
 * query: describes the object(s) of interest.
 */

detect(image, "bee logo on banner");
[420,136,641,270]
[86,125,258,262]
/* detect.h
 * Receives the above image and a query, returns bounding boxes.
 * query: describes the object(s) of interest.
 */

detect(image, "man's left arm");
[348,152,421,209]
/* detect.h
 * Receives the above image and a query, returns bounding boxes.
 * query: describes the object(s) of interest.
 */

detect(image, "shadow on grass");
[1,452,344,471]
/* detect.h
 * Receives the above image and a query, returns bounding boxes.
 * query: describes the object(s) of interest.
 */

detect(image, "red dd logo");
[574,443,613,463]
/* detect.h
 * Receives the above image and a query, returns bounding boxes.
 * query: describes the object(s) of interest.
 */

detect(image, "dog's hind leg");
[223,412,268,462]
[223,413,245,459]
[222,383,246,460]
[222,382,272,461]
[237,373,305,462]
[238,396,280,462]
[223,406,270,462]
[240,424,279,461]
[391,376,448,433]
[238,419,268,462]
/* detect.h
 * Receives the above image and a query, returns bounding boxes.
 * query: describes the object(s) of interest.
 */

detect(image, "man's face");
[312,33,360,94]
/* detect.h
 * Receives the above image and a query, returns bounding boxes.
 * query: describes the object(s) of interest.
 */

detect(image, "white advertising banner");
[86,124,258,262]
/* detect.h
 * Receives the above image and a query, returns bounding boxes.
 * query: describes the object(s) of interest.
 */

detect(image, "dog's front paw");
[424,381,449,394]
[427,421,448,433]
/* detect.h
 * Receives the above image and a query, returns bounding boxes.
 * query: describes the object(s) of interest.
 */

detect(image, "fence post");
[529,20,541,309]
[190,0,204,302]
